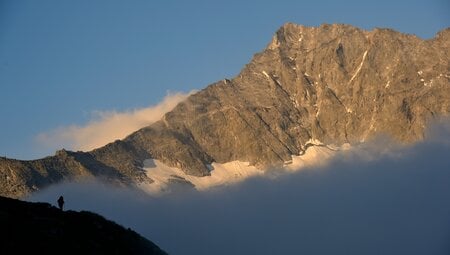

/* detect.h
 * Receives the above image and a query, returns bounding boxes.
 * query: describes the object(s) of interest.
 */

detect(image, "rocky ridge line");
[1,23,449,198]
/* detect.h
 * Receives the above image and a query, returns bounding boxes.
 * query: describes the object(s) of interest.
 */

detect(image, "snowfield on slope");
[139,145,348,194]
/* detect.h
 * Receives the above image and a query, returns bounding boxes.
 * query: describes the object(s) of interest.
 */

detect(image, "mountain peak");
[1,23,449,197]
[268,23,365,50]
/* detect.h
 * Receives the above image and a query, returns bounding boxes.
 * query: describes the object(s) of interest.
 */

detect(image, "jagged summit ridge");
[1,23,449,198]
[125,23,449,175]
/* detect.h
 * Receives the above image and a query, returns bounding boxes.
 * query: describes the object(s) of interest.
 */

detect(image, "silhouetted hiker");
[57,196,64,211]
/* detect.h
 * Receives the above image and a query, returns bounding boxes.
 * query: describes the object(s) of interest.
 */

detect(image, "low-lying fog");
[29,129,450,255]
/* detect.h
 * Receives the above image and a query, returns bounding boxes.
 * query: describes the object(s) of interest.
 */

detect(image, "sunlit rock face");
[126,23,450,175]
[1,24,449,198]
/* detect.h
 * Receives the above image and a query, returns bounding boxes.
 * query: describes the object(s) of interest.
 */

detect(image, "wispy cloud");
[36,91,193,152]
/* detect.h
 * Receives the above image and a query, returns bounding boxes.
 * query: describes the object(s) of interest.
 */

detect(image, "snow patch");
[274,79,283,86]
[141,159,264,194]
[262,71,270,79]
[424,79,433,87]
[140,145,346,194]
[305,138,324,146]
[385,81,390,88]
[349,50,368,83]
[285,146,337,171]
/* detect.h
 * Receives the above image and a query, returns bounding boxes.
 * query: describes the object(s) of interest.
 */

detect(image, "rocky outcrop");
[0,146,149,198]
[1,23,449,198]
[0,196,168,254]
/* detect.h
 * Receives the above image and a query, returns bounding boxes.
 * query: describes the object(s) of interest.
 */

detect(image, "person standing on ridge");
[57,196,64,211]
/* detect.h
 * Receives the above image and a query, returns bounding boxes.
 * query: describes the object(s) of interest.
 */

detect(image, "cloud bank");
[36,91,193,151]
[29,125,450,255]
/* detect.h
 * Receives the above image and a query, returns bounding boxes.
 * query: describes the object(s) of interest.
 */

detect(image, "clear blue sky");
[1,0,449,159]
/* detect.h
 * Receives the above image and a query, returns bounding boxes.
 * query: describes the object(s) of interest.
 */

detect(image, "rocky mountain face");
[0,196,168,254]
[1,23,449,198]
[0,146,150,198]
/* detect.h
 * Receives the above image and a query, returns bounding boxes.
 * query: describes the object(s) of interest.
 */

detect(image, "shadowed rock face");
[0,145,150,198]
[0,196,168,254]
[1,23,449,198]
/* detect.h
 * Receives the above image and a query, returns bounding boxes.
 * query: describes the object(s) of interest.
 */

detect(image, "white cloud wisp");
[36,91,193,152]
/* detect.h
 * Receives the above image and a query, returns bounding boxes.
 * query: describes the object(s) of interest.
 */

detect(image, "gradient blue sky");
[1,0,449,159]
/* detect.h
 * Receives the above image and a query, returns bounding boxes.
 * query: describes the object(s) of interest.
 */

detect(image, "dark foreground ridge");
[0,196,168,255]
[1,23,449,198]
